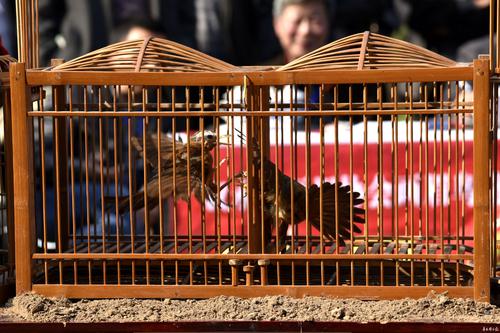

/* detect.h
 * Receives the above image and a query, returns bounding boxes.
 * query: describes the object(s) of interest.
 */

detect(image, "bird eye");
[206,134,215,140]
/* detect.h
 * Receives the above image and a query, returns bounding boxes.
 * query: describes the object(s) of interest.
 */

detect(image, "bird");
[111,130,228,215]
[230,136,365,250]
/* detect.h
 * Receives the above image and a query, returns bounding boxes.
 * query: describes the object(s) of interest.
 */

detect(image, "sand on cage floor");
[0,291,499,323]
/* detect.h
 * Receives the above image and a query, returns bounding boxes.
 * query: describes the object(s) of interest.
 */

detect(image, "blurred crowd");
[0,0,491,67]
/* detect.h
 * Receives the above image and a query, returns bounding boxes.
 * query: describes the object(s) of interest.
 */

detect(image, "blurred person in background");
[38,0,196,66]
[220,0,334,133]
[269,0,330,65]
[269,0,399,65]
[0,0,15,56]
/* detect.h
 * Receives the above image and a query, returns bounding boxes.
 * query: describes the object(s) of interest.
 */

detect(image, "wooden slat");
[32,284,474,300]
[31,253,474,261]
[26,67,474,86]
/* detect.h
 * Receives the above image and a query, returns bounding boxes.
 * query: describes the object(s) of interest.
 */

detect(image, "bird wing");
[131,133,182,169]
[308,182,365,245]
[145,167,190,201]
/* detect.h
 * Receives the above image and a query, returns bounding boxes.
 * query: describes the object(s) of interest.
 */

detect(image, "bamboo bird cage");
[9,32,492,302]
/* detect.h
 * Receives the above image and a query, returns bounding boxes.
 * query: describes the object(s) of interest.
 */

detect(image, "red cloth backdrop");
[174,128,477,241]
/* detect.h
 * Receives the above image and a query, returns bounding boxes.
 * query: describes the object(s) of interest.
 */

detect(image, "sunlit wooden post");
[247,82,271,254]
[259,86,271,250]
[245,76,263,254]
[1,67,15,274]
[473,56,491,302]
[10,62,35,293]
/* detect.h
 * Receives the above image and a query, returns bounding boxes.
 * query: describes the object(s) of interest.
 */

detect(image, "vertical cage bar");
[98,86,107,285]
[349,85,354,261]
[113,85,121,286]
[447,84,452,254]
[418,85,424,242]
[141,87,150,285]
[259,105,265,256]
[424,83,430,286]
[439,83,445,286]
[260,86,270,253]
[319,84,325,286]
[333,85,340,285]
[392,83,400,286]
[127,86,135,285]
[214,86,222,285]
[409,82,415,286]
[185,87,193,285]
[198,88,208,285]
[460,82,467,274]
[304,85,311,286]
[288,86,295,284]
[229,86,236,254]
[455,81,460,286]
[68,85,77,284]
[473,57,491,302]
[274,91,280,256]
[37,86,47,283]
[377,83,384,285]
[171,87,179,285]
[156,86,164,285]
[51,59,68,285]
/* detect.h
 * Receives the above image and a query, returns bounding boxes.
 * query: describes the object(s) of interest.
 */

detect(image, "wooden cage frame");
[7,33,492,301]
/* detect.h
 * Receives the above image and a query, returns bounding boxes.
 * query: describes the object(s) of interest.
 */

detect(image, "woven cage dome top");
[278,32,458,71]
[51,37,238,72]
[0,55,16,72]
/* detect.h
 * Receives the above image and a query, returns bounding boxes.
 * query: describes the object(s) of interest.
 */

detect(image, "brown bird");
[113,130,227,214]
[232,138,365,248]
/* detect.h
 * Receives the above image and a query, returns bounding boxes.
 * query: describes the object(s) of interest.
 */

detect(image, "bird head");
[190,130,230,150]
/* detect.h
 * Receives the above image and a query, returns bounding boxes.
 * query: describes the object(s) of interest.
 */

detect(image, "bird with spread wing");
[112,130,228,214]
[230,133,365,248]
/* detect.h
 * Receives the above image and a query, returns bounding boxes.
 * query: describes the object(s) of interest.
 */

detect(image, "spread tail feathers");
[308,182,365,245]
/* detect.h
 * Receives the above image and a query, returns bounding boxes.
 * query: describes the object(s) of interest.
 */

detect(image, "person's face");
[273,2,329,62]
